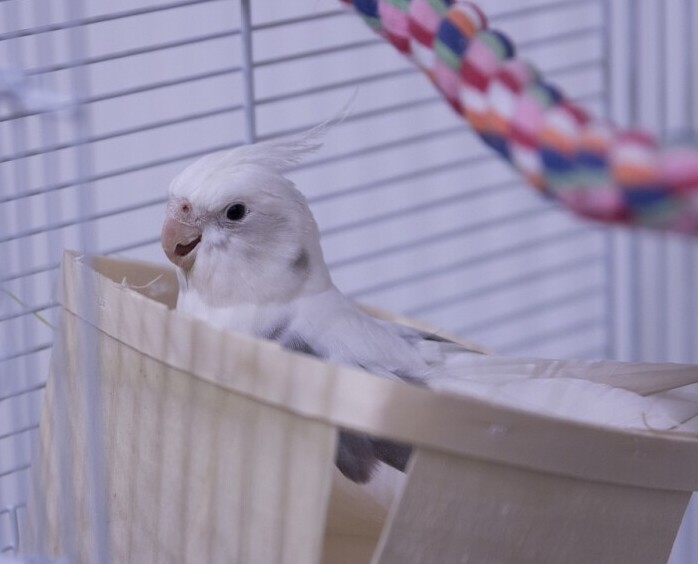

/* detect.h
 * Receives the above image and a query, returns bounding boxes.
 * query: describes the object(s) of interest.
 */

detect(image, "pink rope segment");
[341,0,698,235]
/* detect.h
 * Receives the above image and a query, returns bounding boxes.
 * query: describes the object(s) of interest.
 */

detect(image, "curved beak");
[161,214,202,270]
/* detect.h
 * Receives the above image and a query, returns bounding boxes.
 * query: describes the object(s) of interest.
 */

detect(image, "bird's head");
[161,126,333,305]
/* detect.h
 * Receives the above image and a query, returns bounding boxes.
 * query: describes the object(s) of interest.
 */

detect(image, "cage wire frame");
[1,0,109,560]
[0,0,696,561]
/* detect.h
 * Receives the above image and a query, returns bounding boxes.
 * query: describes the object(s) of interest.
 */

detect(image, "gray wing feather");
[262,316,477,483]
[267,324,409,483]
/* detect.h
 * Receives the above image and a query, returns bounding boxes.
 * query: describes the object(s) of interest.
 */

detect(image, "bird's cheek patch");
[203,229,233,253]
[291,248,310,275]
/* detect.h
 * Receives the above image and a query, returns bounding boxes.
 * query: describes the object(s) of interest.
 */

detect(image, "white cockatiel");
[161,123,698,483]
[160,123,467,481]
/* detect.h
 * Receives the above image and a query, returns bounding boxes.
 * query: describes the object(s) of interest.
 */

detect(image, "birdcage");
[1,1,697,563]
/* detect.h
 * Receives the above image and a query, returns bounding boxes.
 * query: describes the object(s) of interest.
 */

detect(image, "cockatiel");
[159,122,476,482]
[161,123,698,483]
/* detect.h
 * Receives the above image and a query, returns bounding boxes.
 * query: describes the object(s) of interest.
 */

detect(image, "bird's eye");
[225,203,247,221]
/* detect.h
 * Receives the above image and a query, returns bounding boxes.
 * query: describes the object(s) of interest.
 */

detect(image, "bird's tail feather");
[426,353,698,433]
[432,354,698,395]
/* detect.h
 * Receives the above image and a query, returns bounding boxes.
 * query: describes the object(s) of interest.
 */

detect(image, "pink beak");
[161,198,202,270]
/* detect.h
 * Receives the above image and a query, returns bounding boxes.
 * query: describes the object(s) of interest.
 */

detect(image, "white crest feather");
[231,96,355,172]
[169,93,356,202]
[230,121,329,172]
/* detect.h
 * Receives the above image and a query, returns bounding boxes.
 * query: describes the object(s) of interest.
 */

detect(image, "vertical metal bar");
[656,0,667,142]
[656,0,669,362]
[50,318,78,561]
[0,176,23,531]
[3,0,35,512]
[684,0,696,364]
[64,0,110,561]
[627,1,641,128]
[27,4,62,548]
[9,506,19,556]
[685,0,696,137]
[240,0,257,143]
[33,0,65,331]
[600,0,616,359]
[627,0,642,361]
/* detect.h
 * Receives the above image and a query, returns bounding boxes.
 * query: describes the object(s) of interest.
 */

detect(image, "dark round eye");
[225,203,246,221]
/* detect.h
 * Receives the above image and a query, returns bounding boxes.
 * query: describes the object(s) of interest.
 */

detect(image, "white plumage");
[161,122,698,483]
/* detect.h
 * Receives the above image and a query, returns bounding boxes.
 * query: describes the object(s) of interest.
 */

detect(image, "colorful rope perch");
[341,0,698,236]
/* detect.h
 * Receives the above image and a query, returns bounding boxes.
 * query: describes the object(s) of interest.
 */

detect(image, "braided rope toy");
[341,0,698,235]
